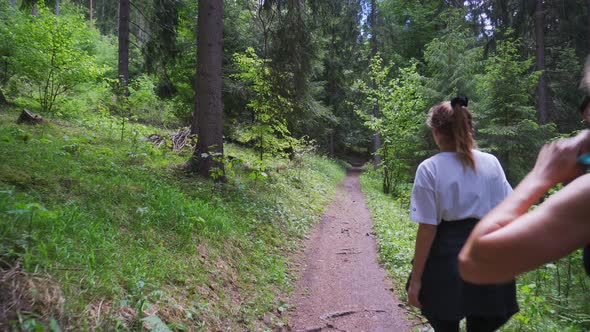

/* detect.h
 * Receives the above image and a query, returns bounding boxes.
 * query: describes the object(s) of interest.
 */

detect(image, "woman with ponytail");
[407,97,518,332]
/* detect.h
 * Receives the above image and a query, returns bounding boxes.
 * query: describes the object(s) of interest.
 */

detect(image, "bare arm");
[459,131,590,284]
[408,223,437,308]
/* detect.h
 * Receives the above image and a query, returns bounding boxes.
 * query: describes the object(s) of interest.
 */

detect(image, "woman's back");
[410,150,511,225]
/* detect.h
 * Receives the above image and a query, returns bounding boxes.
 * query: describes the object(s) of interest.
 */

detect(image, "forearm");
[411,223,437,283]
[459,171,552,282]
[476,171,552,232]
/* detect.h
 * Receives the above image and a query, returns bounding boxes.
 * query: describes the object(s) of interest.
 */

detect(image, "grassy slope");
[0,108,346,331]
[360,171,590,332]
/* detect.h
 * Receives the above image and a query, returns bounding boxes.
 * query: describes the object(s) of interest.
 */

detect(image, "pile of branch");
[146,128,196,152]
[146,134,166,149]
[170,128,195,152]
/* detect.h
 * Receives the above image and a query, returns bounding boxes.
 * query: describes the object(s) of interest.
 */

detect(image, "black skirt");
[419,218,519,321]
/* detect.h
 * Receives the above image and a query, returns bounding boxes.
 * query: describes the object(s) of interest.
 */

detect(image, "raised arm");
[459,131,590,284]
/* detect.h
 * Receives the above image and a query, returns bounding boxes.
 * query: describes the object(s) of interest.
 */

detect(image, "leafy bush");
[355,54,426,194]
[231,47,294,161]
[6,5,102,113]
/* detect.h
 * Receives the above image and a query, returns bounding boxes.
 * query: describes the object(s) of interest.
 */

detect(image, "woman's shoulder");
[417,153,457,175]
[418,153,446,169]
[473,149,501,163]
[473,150,506,175]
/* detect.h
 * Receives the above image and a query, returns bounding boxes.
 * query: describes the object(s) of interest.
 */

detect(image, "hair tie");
[451,96,469,108]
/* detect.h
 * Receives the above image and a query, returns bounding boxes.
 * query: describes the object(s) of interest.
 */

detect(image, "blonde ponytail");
[451,100,476,171]
[427,97,476,171]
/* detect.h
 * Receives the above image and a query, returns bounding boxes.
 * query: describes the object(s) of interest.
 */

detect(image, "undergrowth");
[0,108,345,331]
[360,170,590,332]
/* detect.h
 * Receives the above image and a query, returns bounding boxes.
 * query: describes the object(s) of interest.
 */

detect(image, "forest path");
[286,168,413,332]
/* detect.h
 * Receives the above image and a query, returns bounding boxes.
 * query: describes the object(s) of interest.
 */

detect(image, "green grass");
[0,108,345,331]
[360,171,590,332]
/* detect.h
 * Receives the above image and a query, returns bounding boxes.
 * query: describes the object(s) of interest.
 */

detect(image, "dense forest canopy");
[3,0,590,186]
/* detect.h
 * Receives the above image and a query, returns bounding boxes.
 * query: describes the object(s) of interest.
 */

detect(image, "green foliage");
[355,55,425,194]
[232,47,294,161]
[548,47,584,134]
[6,5,102,113]
[0,109,345,330]
[126,74,177,126]
[506,255,590,331]
[423,9,483,104]
[0,3,18,86]
[311,0,370,154]
[475,36,555,184]
[377,0,445,63]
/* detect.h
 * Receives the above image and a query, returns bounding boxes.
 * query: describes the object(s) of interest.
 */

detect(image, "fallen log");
[17,109,44,125]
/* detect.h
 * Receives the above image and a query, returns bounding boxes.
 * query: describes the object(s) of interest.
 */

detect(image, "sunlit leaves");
[6,5,101,113]
[355,54,426,193]
[231,47,294,160]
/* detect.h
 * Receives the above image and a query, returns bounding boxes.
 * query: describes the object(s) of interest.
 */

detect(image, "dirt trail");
[286,168,412,332]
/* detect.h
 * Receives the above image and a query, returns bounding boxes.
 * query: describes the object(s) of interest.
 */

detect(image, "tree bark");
[138,12,144,45]
[328,130,335,157]
[190,0,225,180]
[0,89,7,105]
[535,0,549,124]
[370,0,381,169]
[32,0,38,16]
[89,0,93,24]
[118,0,130,96]
[55,0,61,15]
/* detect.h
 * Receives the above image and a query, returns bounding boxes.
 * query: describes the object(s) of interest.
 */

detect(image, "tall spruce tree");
[118,0,130,95]
[190,0,225,180]
[476,37,554,184]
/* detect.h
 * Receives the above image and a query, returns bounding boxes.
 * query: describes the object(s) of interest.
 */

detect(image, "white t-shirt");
[409,150,512,225]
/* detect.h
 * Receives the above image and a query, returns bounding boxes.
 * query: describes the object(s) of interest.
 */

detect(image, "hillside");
[0,107,346,331]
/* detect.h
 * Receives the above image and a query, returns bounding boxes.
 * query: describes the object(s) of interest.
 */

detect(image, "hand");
[408,281,422,309]
[532,131,590,185]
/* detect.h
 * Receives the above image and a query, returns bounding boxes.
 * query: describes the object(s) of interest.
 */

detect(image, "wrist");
[526,170,556,193]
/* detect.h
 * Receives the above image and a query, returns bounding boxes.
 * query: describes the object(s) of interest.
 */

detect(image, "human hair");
[426,97,476,171]
[580,96,590,114]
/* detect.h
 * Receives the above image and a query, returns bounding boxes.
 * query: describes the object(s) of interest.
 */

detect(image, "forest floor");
[285,167,414,332]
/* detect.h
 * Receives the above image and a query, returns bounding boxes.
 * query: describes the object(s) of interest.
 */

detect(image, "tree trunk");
[138,13,144,46]
[329,130,334,157]
[370,0,381,169]
[32,0,38,16]
[535,0,549,124]
[55,0,61,15]
[118,0,130,96]
[190,0,225,180]
[89,0,93,24]
[0,89,7,105]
